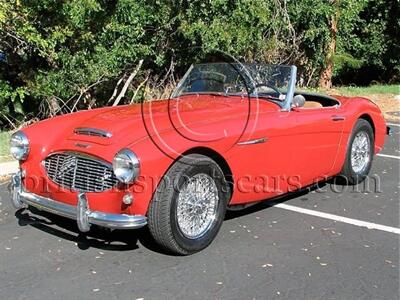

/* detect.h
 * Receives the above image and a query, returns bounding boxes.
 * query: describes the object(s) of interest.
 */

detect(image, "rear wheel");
[148,154,230,255]
[339,119,374,185]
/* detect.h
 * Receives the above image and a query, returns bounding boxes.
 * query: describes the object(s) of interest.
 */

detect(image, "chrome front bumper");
[11,171,147,232]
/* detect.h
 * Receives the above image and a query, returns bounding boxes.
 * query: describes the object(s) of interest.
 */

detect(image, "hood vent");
[74,127,112,138]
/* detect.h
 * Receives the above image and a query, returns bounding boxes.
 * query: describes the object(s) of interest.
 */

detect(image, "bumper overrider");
[11,171,147,232]
[386,126,393,136]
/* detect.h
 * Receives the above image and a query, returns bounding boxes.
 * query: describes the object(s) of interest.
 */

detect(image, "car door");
[290,106,345,185]
[228,102,298,204]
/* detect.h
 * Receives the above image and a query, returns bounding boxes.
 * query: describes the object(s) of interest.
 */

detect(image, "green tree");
[0,0,398,129]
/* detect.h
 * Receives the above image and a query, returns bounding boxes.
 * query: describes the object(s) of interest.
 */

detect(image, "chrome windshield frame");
[170,63,298,109]
[282,65,297,111]
[170,64,194,99]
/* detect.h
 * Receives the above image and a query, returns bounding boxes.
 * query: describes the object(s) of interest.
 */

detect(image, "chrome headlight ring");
[10,131,30,161]
[112,149,140,183]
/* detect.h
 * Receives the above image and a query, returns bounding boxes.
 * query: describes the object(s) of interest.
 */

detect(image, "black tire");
[148,154,231,255]
[339,119,374,185]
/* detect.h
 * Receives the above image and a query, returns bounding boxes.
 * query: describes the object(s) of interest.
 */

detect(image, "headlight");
[10,131,30,161]
[113,149,140,183]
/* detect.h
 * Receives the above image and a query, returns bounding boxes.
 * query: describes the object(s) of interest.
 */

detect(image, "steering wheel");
[250,83,282,97]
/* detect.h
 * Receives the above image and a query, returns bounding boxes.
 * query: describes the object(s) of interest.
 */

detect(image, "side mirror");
[292,94,305,108]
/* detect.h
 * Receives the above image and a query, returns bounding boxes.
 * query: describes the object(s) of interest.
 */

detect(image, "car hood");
[66,99,230,145]
[23,95,279,160]
[66,104,151,146]
[68,95,268,145]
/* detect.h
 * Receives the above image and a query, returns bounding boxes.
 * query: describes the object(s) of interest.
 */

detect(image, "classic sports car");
[10,63,390,255]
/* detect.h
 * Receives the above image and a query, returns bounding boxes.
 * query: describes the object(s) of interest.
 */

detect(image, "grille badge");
[75,142,90,149]
[57,156,78,179]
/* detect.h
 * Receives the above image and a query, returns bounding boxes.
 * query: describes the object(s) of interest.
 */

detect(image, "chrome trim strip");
[12,173,147,230]
[74,127,112,138]
[331,115,346,121]
[237,137,267,145]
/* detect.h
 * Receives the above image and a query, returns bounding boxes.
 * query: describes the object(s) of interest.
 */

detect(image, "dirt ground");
[0,175,11,182]
[332,93,399,123]
[363,94,399,122]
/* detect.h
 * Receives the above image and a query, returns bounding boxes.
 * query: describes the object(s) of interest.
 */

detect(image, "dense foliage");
[0,0,399,128]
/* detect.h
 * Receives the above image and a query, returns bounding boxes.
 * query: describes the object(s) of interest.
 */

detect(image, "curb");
[0,161,18,176]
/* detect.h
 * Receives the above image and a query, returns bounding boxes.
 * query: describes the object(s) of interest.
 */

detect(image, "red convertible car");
[10,63,389,255]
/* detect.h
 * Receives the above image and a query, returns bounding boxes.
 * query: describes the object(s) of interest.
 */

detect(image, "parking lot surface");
[0,125,399,300]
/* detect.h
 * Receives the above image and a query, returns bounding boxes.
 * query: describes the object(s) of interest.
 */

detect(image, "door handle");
[331,115,345,121]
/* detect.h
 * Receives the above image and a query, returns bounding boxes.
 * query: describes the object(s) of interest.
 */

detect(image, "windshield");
[171,63,296,105]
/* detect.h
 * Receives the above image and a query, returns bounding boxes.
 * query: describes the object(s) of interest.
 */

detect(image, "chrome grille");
[44,152,118,192]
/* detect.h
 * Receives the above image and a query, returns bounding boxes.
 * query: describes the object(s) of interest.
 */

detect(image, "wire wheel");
[176,173,219,239]
[350,131,371,174]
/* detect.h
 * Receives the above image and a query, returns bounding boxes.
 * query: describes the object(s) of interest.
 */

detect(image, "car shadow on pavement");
[13,180,334,254]
[225,182,327,221]
[14,206,167,254]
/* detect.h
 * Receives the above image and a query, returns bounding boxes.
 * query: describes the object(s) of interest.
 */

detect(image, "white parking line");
[273,203,400,235]
[377,154,400,160]
[387,123,400,127]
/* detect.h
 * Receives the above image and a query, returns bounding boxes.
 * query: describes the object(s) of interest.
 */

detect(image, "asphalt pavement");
[0,126,399,300]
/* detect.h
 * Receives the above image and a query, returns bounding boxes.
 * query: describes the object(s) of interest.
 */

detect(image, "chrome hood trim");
[74,127,112,138]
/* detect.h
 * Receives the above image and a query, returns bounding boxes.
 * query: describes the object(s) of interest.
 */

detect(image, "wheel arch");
[358,113,375,137]
[181,147,234,201]
[331,111,377,177]
[337,114,376,184]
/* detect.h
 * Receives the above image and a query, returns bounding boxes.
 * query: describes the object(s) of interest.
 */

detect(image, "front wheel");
[339,119,374,185]
[148,154,230,255]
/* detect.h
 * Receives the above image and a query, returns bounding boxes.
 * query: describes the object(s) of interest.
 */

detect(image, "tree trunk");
[319,0,339,89]
[113,60,144,107]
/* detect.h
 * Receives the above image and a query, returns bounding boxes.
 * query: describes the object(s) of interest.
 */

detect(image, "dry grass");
[332,85,400,96]
[331,92,399,122]
[0,132,12,162]
[0,175,11,182]
[361,94,400,122]
[305,85,399,122]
